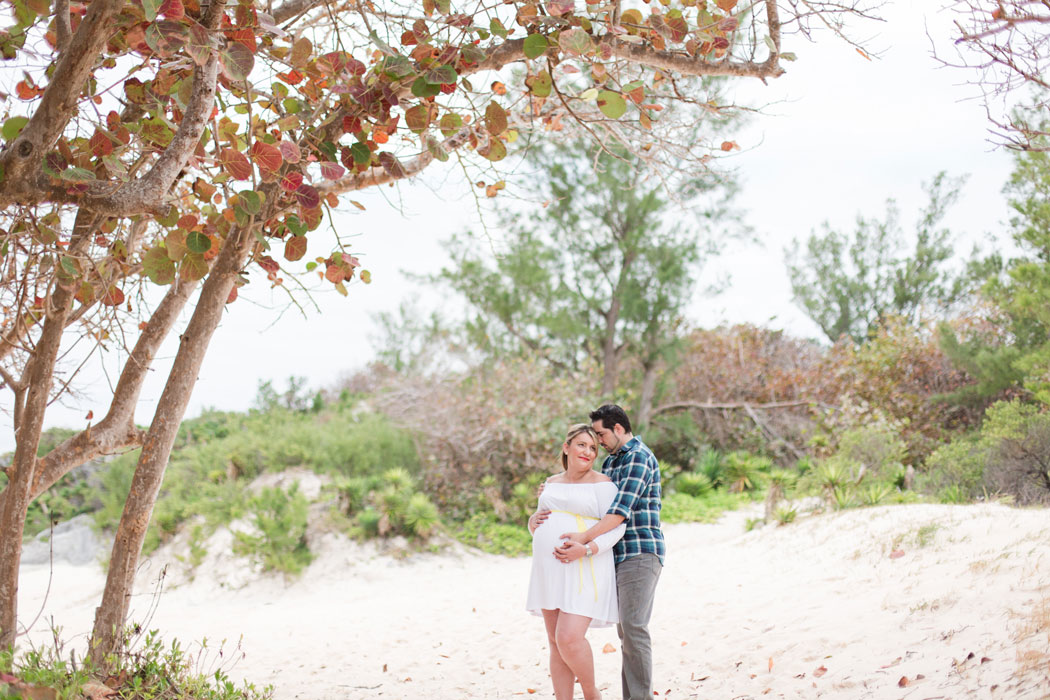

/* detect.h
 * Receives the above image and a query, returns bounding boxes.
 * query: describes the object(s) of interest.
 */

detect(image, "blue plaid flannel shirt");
[603,436,665,565]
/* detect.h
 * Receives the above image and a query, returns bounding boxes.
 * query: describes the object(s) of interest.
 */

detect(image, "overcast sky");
[2,0,1019,452]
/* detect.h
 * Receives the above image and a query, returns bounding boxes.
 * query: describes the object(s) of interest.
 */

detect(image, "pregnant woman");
[526,424,626,700]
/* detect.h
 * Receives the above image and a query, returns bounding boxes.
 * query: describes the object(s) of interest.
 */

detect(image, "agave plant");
[816,460,850,492]
[862,482,894,506]
[832,485,856,510]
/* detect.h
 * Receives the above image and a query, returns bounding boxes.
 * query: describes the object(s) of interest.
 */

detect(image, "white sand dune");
[17,502,1050,699]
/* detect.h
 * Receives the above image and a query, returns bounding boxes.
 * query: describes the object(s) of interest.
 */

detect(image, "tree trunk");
[0,213,96,649]
[600,301,620,400]
[636,360,658,433]
[89,223,253,664]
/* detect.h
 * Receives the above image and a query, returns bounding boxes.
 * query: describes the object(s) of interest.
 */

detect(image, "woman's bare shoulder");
[591,473,613,484]
[547,474,566,483]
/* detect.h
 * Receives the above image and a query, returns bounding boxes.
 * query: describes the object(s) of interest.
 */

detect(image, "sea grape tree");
[0,0,878,653]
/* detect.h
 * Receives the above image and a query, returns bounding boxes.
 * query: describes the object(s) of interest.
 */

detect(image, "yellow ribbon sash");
[552,509,599,601]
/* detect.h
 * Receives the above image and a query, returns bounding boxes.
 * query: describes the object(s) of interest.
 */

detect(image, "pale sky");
[2,0,1018,452]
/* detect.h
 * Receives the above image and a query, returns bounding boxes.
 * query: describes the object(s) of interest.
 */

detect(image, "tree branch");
[0,0,125,206]
[30,276,200,500]
[652,399,816,415]
[54,0,72,54]
[83,0,226,217]
[319,127,473,194]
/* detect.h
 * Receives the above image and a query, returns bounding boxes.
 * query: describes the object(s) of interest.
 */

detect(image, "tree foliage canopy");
[786,172,971,344]
[422,138,739,424]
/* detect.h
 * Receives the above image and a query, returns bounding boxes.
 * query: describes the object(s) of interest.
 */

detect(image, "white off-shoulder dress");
[525,481,627,628]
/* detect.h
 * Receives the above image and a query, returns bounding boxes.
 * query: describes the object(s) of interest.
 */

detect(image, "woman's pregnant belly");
[532,511,590,557]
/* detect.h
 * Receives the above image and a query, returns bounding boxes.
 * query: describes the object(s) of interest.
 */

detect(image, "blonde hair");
[561,423,598,471]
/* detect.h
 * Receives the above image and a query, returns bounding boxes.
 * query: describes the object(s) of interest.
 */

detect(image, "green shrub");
[334,468,440,542]
[357,508,382,537]
[814,458,851,492]
[404,492,440,537]
[456,513,532,556]
[722,451,771,493]
[834,424,908,481]
[233,484,313,575]
[675,472,713,498]
[508,473,546,523]
[646,413,709,473]
[1,628,271,700]
[980,400,1050,505]
[919,400,1050,505]
[661,490,749,523]
[695,449,725,488]
[831,485,856,510]
[774,505,798,525]
[861,482,894,506]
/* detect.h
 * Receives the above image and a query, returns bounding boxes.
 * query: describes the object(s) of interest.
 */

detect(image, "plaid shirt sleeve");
[606,452,656,521]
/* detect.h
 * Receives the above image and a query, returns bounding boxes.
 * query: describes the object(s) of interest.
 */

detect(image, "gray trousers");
[615,553,662,700]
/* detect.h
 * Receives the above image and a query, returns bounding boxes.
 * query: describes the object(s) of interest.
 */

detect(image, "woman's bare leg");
[542,609,575,699]
[555,611,600,700]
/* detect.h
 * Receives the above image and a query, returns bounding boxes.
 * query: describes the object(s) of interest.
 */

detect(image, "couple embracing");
[526,404,665,700]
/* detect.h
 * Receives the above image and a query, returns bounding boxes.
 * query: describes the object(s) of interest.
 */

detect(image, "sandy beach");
[17,502,1050,699]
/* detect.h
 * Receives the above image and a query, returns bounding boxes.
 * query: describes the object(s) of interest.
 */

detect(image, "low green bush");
[455,513,532,556]
[334,468,440,541]
[661,490,749,523]
[0,628,271,700]
[918,400,1050,505]
[674,472,713,498]
[233,484,313,575]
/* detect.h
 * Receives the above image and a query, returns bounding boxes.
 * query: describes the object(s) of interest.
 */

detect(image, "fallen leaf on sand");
[681,641,688,646]
[602,643,617,654]
[889,549,905,559]
[814,666,827,677]
[382,664,388,673]
[981,657,992,664]
[527,689,537,694]
[880,656,902,668]
[898,676,909,687]
[768,657,774,671]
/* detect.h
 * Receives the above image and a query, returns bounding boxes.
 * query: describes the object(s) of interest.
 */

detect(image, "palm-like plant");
[724,452,771,494]
[695,450,725,489]
[404,492,440,538]
[676,472,714,498]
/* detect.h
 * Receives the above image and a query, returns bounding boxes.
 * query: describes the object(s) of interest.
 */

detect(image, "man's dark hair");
[589,404,632,433]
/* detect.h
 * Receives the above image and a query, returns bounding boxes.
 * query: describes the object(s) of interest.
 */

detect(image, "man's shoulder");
[624,437,658,464]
